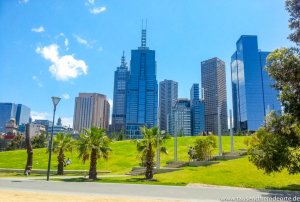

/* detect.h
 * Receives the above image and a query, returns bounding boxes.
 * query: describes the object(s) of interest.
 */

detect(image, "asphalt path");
[0,177,299,202]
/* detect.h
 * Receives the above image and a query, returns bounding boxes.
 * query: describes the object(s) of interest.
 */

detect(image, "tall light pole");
[229,109,234,153]
[46,96,61,181]
[218,106,222,156]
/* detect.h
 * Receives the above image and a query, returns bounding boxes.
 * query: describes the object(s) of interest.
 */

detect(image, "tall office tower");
[73,93,110,133]
[159,79,178,133]
[190,84,205,136]
[16,104,31,125]
[126,28,158,139]
[0,103,30,132]
[231,35,281,133]
[112,52,129,133]
[169,99,191,136]
[201,57,228,135]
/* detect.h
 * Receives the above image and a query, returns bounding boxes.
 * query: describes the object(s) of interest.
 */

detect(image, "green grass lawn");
[1,136,299,190]
[0,136,246,174]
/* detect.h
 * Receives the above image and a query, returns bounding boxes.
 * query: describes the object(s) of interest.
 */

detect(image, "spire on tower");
[121,51,126,67]
[141,20,147,48]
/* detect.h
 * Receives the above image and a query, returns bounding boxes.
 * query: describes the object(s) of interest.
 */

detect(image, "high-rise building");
[169,99,191,136]
[126,28,158,139]
[190,84,205,136]
[201,57,228,135]
[0,103,30,132]
[73,93,110,133]
[112,52,129,133]
[16,104,31,126]
[159,79,178,133]
[231,35,281,132]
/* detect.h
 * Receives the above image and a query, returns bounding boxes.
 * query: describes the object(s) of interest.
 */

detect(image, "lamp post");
[46,96,61,181]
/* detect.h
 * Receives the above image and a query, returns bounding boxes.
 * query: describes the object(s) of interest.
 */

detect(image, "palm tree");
[52,133,73,175]
[136,126,168,180]
[77,127,111,180]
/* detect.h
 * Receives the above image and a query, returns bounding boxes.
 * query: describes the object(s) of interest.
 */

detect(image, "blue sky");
[0,0,292,127]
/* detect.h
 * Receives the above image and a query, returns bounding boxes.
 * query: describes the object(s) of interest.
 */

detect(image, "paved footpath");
[0,177,299,202]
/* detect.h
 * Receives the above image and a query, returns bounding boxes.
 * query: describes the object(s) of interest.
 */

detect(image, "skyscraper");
[169,99,191,136]
[159,79,178,133]
[0,103,30,132]
[190,84,205,136]
[201,57,228,135]
[231,35,281,132]
[125,28,158,139]
[16,104,31,126]
[73,93,110,133]
[112,52,129,133]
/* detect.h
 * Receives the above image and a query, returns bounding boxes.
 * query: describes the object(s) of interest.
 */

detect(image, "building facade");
[112,52,129,133]
[201,57,228,135]
[73,93,110,133]
[231,35,281,132]
[190,84,205,136]
[0,103,30,132]
[126,28,158,139]
[169,99,191,136]
[159,79,178,133]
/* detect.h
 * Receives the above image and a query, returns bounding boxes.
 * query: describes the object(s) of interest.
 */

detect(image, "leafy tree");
[286,0,300,45]
[77,127,111,180]
[194,135,217,161]
[266,48,300,120]
[52,133,74,175]
[31,133,47,149]
[249,112,300,174]
[136,126,168,179]
[248,0,300,174]
[6,134,25,150]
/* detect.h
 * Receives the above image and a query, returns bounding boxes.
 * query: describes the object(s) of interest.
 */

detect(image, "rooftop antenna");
[121,51,126,67]
[141,19,147,47]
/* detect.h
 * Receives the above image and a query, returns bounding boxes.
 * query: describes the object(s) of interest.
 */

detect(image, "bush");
[194,135,217,161]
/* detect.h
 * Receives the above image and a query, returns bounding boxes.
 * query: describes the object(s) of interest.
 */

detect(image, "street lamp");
[46,96,61,181]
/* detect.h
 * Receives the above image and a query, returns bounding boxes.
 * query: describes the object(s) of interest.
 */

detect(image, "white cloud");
[31,26,45,33]
[61,117,73,128]
[73,34,92,48]
[19,0,29,4]
[87,0,95,5]
[36,44,59,63]
[62,93,70,100]
[64,38,69,47]
[31,111,51,121]
[32,75,43,87]
[36,44,88,81]
[89,6,106,14]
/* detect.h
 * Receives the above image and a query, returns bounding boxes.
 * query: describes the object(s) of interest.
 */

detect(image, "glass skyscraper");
[112,52,129,133]
[169,99,191,136]
[126,28,158,139]
[201,57,228,135]
[159,79,178,133]
[0,103,30,132]
[190,84,205,136]
[231,35,281,132]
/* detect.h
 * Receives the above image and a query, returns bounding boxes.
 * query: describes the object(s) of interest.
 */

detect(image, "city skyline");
[0,1,291,127]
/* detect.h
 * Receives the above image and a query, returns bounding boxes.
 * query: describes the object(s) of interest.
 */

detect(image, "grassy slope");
[1,136,299,190]
[0,136,245,174]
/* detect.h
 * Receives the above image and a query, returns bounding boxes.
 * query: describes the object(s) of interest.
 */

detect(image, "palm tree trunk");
[57,149,64,175]
[24,124,33,175]
[89,148,97,180]
[145,142,154,179]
